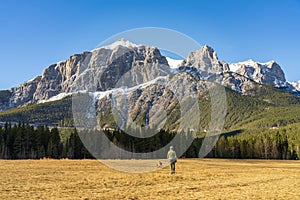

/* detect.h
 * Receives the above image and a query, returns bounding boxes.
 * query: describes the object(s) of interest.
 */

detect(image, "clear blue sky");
[1,0,300,89]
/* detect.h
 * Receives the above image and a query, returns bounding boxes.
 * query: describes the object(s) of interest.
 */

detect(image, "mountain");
[0,38,300,130]
[229,59,286,85]
[0,38,170,111]
[229,59,299,95]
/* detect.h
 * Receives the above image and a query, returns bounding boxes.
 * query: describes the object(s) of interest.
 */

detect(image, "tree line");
[0,122,299,159]
[0,123,91,159]
[204,131,299,160]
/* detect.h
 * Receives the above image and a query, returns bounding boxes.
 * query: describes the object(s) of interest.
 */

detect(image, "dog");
[156,160,163,168]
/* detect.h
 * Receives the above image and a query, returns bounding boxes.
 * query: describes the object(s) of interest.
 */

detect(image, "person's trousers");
[170,162,175,173]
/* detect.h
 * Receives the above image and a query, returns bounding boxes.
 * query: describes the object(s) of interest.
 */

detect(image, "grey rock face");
[73,45,169,92]
[97,72,210,130]
[0,90,13,111]
[10,76,41,107]
[220,72,258,94]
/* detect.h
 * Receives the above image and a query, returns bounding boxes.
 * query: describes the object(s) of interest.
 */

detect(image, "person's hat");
[170,146,174,149]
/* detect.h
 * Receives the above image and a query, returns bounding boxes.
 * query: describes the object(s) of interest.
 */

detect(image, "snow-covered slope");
[166,57,182,69]
[229,59,277,73]
[289,80,300,92]
[229,59,258,72]
[38,92,72,104]
[95,38,142,50]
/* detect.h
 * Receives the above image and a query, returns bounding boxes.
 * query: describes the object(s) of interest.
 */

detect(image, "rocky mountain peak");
[229,59,286,86]
[180,45,228,77]
[202,45,218,60]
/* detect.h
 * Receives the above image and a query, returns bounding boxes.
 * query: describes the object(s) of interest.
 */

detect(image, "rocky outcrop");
[10,76,41,107]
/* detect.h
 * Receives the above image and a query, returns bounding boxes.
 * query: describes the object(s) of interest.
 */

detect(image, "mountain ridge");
[0,39,299,113]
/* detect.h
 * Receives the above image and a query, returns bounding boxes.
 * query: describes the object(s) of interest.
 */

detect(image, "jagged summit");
[201,45,218,59]
[180,44,228,76]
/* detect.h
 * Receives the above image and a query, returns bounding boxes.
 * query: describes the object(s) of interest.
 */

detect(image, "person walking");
[167,146,177,174]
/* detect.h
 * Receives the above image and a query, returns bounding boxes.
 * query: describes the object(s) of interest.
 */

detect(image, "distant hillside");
[0,97,73,127]
[1,83,299,132]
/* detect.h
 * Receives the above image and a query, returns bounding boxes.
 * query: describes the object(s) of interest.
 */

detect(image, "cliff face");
[10,76,42,107]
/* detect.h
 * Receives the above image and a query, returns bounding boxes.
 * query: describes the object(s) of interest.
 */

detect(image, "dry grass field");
[0,159,299,200]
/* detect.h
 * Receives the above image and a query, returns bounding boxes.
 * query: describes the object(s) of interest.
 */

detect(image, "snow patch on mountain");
[27,76,40,83]
[166,57,182,69]
[94,38,142,51]
[38,92,72,104]
[229,63,241,72]
[36,76,169,105]
[229,59,277,72]
[289,80,300,92]
[229,59,257,72]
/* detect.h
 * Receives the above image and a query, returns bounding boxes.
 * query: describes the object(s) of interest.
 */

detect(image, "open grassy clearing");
[0,159,299,200]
